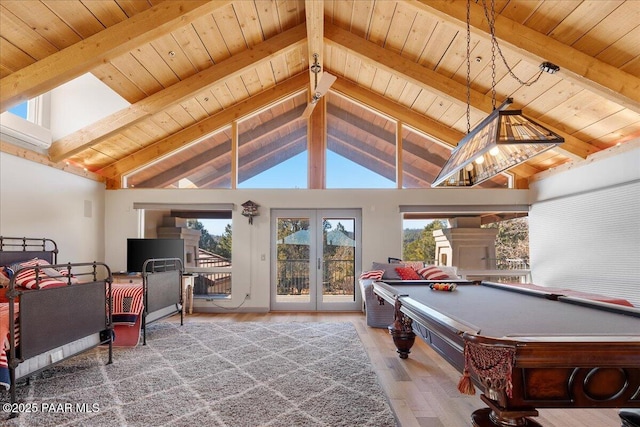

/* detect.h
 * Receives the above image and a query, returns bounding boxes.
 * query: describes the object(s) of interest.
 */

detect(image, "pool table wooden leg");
[471,395,541,427]
[388,297,416,359]
[388,326,415,359]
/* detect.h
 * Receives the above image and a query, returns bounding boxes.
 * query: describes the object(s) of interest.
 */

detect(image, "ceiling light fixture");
[432,0,564,188]
[540,61,560,74]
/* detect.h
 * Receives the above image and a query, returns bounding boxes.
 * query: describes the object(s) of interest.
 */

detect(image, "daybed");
[140,257,184,345]
[110,257,184,346]
[0,237,113,407]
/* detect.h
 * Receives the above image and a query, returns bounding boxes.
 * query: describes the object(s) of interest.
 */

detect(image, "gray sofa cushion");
[371,262,403,280]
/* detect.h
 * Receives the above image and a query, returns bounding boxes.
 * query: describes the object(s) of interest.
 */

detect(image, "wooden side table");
[182,274,195,315]
[112,273,142,285]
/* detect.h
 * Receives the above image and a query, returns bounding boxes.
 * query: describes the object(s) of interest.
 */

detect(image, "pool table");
[372,280,640,427]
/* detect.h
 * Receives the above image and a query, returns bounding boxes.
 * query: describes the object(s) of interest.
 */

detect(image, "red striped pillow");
[416,266,449,280]
[13,258,69,290]
[359,270,384,280]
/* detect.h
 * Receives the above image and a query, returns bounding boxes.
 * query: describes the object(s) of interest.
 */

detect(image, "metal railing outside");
[277,259,355,295]
[193,256,232,296]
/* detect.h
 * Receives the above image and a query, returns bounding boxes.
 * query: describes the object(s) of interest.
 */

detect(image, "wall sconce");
[241,200,259,224]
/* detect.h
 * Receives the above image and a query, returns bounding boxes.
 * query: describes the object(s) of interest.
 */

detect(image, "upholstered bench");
[359,278,394,328]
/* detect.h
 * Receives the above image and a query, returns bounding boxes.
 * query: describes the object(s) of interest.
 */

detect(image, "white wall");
[49,73,129,140]
[529,141,640,306]
[105,188,529,312]
[0,153,105,263]
[5,140,638,310]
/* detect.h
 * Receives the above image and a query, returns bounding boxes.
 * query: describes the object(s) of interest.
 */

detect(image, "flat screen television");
[126,238,184,273]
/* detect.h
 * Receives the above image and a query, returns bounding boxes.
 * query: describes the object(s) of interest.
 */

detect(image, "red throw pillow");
[395,266,421,280]
[417,266,449,280]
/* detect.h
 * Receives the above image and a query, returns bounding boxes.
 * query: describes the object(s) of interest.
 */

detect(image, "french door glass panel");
[272,209,361,311]
[274,214,314,308]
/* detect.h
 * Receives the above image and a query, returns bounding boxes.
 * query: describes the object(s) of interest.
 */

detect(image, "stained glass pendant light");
[432,0,564,187]
[431,98,564,187]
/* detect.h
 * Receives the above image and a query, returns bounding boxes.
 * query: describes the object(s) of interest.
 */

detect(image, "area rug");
[2,321,398,427]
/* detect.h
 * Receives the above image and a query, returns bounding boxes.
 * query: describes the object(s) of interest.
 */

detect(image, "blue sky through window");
[8,102,28,119]
[204,151,397,234]
[238,150,395,189]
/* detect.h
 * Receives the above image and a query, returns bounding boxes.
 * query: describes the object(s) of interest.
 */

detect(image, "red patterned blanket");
[1,303,19,391]
[111,283,144,326]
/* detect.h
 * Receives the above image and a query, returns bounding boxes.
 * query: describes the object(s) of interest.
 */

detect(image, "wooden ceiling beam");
[308,95,326,189]
[0,1,230,112]
[412,0,640,114]
[49,23,308,163]
[305,0,324,96]
[0,141,103,182]
[325,22,492,112]
[328,104,395,144]
[99,73,308,182]
[194,164,232,189]
[326,23,594,159]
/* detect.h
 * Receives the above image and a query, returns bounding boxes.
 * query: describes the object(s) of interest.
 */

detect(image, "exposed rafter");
[412,0,640,114]
[137,105,307,188]
[325,22,595,160]
[0,1,231,112]
[101,73,308,187]
[0,0,636,192]
[331,77,541,179]
[49,23,307,163]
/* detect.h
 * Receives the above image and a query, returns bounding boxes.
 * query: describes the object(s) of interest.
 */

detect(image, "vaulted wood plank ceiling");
[0,0,638,189]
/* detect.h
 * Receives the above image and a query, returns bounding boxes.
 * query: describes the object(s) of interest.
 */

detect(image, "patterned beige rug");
[2,321,397,426]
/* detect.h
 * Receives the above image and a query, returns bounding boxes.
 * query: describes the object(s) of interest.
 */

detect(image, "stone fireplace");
[156,216,201,269]
[433,217,498,270]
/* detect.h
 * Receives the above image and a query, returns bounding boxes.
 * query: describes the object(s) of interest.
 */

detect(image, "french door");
[271,209,362,311]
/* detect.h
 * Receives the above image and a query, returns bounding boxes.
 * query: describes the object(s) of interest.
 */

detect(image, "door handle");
[318,257,321,270]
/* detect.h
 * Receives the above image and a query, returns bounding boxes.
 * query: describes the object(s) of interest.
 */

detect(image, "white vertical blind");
[529,181,640,307]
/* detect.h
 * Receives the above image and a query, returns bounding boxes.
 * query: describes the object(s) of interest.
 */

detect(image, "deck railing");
[276,259,355,295]
[492,258,530,270]
[193,256,232,296]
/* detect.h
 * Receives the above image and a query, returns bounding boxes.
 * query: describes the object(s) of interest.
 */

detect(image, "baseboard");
[193,306,270,314]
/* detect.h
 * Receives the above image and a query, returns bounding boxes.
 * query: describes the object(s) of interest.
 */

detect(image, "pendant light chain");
[480,0,543,90]
[466,0,471,134]
[489,0,497,110]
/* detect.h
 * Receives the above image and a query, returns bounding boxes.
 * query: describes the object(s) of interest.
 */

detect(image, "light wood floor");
[175,311,621,427]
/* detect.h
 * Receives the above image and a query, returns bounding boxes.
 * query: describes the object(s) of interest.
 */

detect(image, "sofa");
[359,261,460,328]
